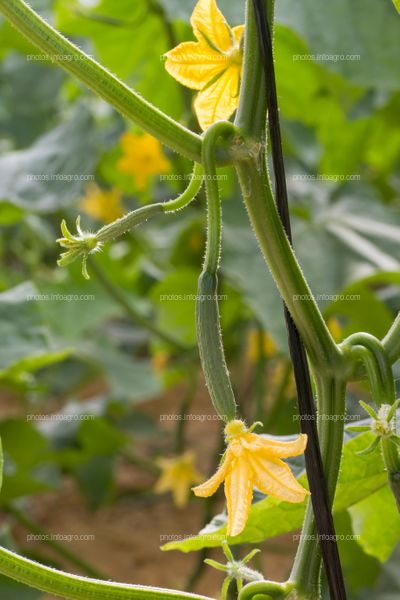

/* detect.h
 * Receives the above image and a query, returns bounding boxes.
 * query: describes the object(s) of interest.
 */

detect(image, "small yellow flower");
[155,451,203,508]
[164,0,244,130]
[327,317,342,343]
[79,184,124,224]
[193,420,309,537]
[246,329,277,362]
[151,351,169,374]
[117,132,171,191]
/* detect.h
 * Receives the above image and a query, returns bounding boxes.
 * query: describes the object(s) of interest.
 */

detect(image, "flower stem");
[0,0,202,161]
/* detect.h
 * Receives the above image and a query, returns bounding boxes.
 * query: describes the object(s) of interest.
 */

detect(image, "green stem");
[239,580,294,599]
[6,505,106,580]
[289,375,346,598]
[196,122,238,422]
[123,449,161,476]
[382,312,400,365]
[234,0,270,138]
[0,0,202,161]
[235,157,341,372]
[96,163,204,244]
[340,333,400,509]
[0,545,214,600]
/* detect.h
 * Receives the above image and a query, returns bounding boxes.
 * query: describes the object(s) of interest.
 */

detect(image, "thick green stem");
[0,0,202,160]
[0,545,213,600]
[290,376,346,598]
[235,157,341,372]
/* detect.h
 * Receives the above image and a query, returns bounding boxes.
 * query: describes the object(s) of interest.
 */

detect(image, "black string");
[251,1,347,598]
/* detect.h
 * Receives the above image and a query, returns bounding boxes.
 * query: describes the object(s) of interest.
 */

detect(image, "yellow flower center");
[225,419,247,441]
[226,46,242,67]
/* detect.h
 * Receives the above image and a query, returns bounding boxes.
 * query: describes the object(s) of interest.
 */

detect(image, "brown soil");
[2,378,296,599]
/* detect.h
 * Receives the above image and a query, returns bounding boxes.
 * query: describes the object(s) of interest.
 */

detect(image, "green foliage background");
[0,0,399,598]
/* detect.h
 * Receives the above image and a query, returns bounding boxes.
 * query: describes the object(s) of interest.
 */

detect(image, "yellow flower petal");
[165,41,228,91]
[259,434,308,459]
[225,457,254,537]
[232,25,245,46]
[248,453,310,503]
[191,0,232,52]
[117,132,170,191]
[193,449,232,497]
[194,65,240,130]
[79,184,124,224]
[155,452,203,508]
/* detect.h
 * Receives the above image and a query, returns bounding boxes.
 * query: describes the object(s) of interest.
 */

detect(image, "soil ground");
[1,379,296,599]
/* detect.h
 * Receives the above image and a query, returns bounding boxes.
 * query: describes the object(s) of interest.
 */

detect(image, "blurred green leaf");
[349,485,400,562]
[276,0,400,89]
[0,107,99,212]
[0,282,70,378]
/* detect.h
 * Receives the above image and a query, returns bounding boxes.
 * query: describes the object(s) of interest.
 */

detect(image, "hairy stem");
[0,0,202,160]
[235,157,341,372]
[0,544,214,600]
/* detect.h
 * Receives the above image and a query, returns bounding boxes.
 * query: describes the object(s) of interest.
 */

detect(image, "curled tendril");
[56,216,102,279]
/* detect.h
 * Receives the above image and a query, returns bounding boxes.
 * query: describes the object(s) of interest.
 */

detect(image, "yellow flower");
[327,317,342,343]
[155,451,203,508]
[193,420,309,537]
[164,0,244,130]
[79,184,124,224]
[246,329,277,362]
[117,132,171,191]
[151,351,169,374]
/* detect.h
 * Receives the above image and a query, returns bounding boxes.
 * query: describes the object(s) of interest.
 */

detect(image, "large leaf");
[162,432,386,552]
[0,282,70,378]
[276,0,400,89]
[349,485,400,562]
[55,0,184,119]
[0,107,98,212]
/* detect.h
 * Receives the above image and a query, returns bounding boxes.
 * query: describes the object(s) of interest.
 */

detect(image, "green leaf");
[349,485,400,562]
[0,282,70,378]
[162,432,386,552]
[89,344,162,402]
[0,201,24,225]
[150,268,198,345]
[0,107,99,212]
[55,0,183,118]
[276,0,400,89]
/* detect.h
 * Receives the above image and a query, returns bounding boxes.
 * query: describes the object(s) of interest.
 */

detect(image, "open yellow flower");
[117,132,171,191]
[155,451,203,508]
[79,184,124,224]
[193,420,309,537]
[164,0,244,130]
